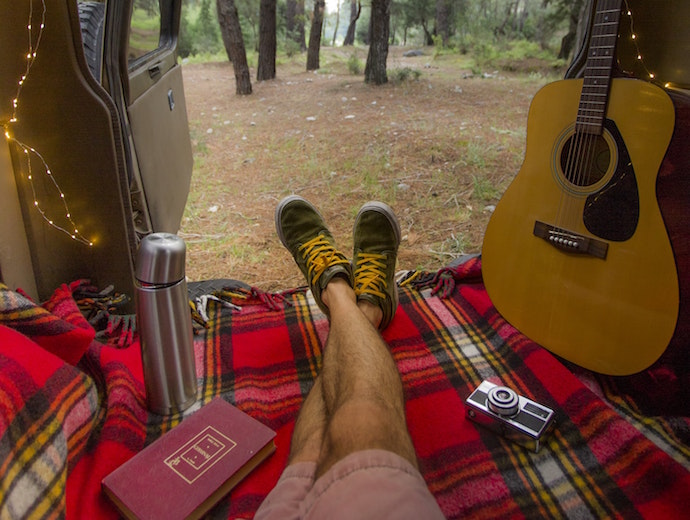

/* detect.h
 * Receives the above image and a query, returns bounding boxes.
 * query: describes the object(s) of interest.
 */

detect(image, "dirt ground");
[179,46,559,291]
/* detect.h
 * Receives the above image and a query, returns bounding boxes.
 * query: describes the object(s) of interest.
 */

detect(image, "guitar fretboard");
[576,0,623,135]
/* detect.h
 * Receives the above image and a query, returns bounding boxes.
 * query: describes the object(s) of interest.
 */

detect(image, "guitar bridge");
[533,221,608,259]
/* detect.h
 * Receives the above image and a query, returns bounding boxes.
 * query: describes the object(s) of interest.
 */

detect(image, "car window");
[128,0,163,64]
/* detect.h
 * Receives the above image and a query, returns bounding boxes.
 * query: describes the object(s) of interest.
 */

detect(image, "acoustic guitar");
[482,0,679,375]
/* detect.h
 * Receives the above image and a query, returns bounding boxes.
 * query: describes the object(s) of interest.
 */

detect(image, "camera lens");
[487,386,519,417]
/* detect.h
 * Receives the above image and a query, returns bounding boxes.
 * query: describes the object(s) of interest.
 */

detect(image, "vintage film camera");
[465,380,555,452]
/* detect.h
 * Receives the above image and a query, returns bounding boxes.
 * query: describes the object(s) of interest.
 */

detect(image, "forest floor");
[179,46,565,291]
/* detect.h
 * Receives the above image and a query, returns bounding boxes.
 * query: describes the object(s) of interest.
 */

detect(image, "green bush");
[347,53,362,75]
[505,40,549,61]
[283,38,302,58]
[472,41,500,70]
[389,67,422,84]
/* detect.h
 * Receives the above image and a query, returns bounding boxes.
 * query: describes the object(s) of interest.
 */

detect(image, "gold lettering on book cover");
[164,426,237,484]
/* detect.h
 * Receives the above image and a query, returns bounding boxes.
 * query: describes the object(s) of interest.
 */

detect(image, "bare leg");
[286,291,392,462]
[315,278,417,477]
[288,376,326,465]
[276,196,412,476]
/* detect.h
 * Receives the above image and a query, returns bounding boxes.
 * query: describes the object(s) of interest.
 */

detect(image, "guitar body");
[482,78,677,375]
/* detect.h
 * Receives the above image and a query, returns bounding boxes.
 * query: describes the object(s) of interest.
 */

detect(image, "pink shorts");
[254,449,445,519]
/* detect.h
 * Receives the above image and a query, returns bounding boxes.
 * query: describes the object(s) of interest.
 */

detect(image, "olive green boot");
[275,196,353,315]
[352,202,401,330]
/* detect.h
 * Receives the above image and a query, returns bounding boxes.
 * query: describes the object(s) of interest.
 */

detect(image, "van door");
[0,0,192,303]
[84,0,193,235]
[123,0,193,234]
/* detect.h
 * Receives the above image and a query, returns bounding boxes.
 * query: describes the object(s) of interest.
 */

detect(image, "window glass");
[128,0,162,63]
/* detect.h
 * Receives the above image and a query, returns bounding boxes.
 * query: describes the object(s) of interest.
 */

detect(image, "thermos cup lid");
[135,233,186,284]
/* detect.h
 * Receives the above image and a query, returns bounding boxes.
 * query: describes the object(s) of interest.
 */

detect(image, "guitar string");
[557,0,603,230]
[581,0,621,198]
[557,0,621,234]
[557,0,602,229]
[580,0,617,193]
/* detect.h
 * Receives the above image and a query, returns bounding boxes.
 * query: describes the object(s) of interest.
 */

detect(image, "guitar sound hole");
[559,133,610,187]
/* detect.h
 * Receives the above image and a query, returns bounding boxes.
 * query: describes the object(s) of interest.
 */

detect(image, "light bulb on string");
[622,0,657,83]
[2,0,93,247]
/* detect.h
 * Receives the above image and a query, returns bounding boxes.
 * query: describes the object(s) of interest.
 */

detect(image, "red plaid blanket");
[1,259,689,518]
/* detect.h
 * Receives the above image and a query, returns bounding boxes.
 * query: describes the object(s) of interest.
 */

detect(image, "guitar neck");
[576,0,623,135]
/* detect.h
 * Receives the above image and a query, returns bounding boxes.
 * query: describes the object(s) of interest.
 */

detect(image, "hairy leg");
[316,278,417,477]
[285,298,381,465]
[286,286,397,466]
[288,376,327,465]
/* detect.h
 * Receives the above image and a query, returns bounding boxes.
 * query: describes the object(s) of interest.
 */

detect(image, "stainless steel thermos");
[134,233,197,415]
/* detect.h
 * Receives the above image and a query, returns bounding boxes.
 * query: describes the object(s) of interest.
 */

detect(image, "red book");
[102,398,276,520]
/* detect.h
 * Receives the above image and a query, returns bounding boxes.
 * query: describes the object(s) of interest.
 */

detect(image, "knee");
[318,400,417,475]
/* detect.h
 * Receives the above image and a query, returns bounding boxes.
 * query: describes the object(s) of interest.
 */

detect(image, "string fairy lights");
[2,0,93,246]
[621,0,659,84]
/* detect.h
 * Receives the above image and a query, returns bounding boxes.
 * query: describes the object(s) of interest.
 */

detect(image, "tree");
[306,0,325,71]
[398,0,435,46]
[364,0,391,85]
[216,0,252,95]
[434,0,453,46]
[257,0,277,81]
[286,0,306,51]
[343,1,361,46]
[134,0,158,15]
[235,0,260,51]
[545,0,586,60]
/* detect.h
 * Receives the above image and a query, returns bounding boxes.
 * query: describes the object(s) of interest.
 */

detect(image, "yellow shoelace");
[354,252,387,298]
[298,235,349,286]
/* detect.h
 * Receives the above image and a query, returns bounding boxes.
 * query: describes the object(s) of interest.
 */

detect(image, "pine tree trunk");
[257,0,277,81]
[343,1,360,46]
[216,0,252,95]
[364,0,390,85]
[306,0,325,71]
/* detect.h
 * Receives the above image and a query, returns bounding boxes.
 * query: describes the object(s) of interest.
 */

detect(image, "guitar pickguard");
[582,119,639,241]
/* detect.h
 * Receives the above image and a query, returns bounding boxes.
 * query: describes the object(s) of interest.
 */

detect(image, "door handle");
[148,65,161,79]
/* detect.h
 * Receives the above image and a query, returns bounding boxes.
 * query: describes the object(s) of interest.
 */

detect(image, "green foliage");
[355,7,371,44]
[133,0,158,15]
[389,67,422,84]
[179,0,223,58]
[283,38,302,58]
[393,0,573,63]
[462,37,566,74]
[174,0,574,70]
[504,40,551,61]
[347,53,362,75]
[178,3,194,58]
[471,40,499,71]
[431,34,444,58]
